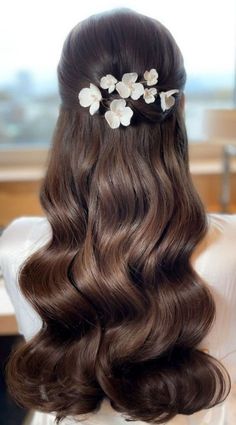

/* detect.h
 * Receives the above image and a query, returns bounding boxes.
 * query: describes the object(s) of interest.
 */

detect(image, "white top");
[0,214,236,425]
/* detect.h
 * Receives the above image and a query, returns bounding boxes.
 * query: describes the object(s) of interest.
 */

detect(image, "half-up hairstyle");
[6,7,231,424]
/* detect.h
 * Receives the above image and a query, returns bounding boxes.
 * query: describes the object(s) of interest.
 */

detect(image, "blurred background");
[0,0,235,147]
[0,1,236,424]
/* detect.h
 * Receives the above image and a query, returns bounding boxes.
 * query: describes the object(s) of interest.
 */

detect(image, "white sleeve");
[0,216,49,341]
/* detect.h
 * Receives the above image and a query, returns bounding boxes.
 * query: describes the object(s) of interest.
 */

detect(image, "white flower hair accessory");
[159,89,179,112]
[78,83,102,115]
[115,72,144,100]
[100,74,118,93]
[104,99,133,129]
[143,87,157,104]
[143,68,159,86]
[78,68,179,128]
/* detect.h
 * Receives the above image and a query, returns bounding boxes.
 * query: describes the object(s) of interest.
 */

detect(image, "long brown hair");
[6,7,231,424]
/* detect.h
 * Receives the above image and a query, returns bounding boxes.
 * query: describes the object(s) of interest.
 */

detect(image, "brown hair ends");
[6,7,231,424]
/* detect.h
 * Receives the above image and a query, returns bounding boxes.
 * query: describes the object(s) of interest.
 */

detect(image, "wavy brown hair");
[6,7,231,424]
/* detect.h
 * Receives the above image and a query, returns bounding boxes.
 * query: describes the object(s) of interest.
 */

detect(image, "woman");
[0,7,236,425]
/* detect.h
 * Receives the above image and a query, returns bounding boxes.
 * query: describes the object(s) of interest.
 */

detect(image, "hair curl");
[6,7,231,424]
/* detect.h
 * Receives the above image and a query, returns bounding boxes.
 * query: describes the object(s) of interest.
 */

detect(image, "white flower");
[143,87,157,104]
[104,99,133,129]
[78,83,102,115]
[143,68,158,86]
[100,74,118,93]
[159,89,179,112]
[115,72,144,100]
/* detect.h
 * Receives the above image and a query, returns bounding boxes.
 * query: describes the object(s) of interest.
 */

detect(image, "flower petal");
[78,88,93,107]
[120,107,133,126]
[110,98,126,113]
[159,92,169,111]
[105,110,120,129]
[108,85,116,93]
[165,89,179,97]
[122,72,138,85]
[115,82,131,98]
[149,68,159,83]
[149,87,157,95]
[144,96,154,104]
[143,70,149,80]
[143,87,157,103]
[100,76,109,89]
[89,101,100,115]
[144,68,159,86]
[100,74,117,92]
[159,90,179,112]
[110,75,118,84]
[131,83,145,100]
[90,83,102,101]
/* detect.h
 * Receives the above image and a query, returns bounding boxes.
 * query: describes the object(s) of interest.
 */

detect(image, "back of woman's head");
[6,7,231,424]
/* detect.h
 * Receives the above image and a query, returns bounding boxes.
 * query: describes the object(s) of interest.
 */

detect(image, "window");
[0,0,235,151]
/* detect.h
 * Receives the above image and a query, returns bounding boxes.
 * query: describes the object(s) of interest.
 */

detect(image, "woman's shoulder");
[189,212,236,289]
[206,212,236,255]
[0,215,50,240]
[207,212,236,228]
[0,215,51,271]
[192,212,236,266]
[0,216,49,339]
[195,213,236,261]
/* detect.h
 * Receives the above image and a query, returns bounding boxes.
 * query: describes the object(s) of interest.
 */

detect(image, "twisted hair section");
[6,7,231,424]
